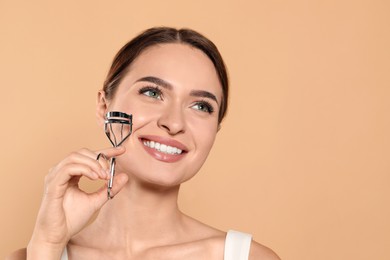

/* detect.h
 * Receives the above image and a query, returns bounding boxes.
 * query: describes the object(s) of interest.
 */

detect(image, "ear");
[217,124,222,132]
[96,90,109,127]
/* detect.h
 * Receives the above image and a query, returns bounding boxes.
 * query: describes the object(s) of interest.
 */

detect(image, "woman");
[8,27,280,260]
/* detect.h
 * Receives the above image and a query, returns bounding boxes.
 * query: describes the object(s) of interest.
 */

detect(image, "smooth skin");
[8,43,280,260]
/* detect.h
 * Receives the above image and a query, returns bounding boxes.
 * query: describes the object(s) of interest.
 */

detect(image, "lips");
[143,140,183,155]
[139,135,188,163]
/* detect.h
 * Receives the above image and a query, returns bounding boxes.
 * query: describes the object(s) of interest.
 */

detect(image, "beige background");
[1,0,389,259]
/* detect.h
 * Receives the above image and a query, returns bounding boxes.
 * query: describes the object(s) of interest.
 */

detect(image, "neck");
[86,178,184,251]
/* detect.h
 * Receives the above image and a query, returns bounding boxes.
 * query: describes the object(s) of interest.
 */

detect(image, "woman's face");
[97,43,222,187]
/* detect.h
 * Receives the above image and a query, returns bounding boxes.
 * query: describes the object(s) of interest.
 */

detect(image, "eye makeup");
[138,86,163,100]
[135,78,217,115]
[191,100,214,114]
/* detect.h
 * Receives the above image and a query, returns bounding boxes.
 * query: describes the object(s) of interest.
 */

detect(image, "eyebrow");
[135,76,172,90]
[135,76,218,104]
[189,90,218,104]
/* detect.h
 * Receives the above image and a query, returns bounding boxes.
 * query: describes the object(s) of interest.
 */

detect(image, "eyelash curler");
[104,111,132,199]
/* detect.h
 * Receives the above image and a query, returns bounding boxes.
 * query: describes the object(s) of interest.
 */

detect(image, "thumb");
[91,173,129,209]
[108,173,129,198]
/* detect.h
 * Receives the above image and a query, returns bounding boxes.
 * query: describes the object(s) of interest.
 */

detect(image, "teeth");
[143,140,183,155]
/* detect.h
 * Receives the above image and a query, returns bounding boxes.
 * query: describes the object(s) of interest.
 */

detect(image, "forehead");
[126,43,222,99]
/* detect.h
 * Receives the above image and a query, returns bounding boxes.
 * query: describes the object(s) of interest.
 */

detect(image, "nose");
[157,104,186,135]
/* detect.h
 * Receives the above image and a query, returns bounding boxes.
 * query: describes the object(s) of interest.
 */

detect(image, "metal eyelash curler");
[104,111,132,199]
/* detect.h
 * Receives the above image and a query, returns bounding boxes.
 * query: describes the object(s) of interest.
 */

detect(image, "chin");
[116,151,207,188]
[136,168,197,188]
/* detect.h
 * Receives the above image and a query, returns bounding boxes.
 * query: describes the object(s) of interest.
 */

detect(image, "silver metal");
[96,153,108,161]
[107,157,116,199]
[104,111,132,199]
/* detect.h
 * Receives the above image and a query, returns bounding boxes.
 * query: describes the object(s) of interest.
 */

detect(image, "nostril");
[157,118,185,135]
[161,124,170,131]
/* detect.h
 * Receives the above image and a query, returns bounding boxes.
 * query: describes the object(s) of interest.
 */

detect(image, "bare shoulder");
[249,240,281,260]
[5,248,26,260]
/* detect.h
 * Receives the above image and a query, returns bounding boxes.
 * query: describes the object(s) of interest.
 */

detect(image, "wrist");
[27,239,66,260]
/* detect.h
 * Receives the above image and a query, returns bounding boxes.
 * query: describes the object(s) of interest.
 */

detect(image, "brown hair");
[103,27,229,123]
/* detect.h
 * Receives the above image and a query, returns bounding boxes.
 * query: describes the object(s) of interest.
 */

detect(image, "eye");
[139,86,163,100]
[191,101,214,114]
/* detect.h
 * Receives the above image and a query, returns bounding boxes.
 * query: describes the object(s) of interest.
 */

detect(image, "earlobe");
[96,90,109,127]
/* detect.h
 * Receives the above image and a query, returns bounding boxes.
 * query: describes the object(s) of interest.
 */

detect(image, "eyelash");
[138,86,163,99]
[138,86,214,114]
[192,100,214,114]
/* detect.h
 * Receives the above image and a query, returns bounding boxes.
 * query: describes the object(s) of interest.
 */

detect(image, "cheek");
[109,100,159,132]
[191,121,218,151]
[131,105,162,133]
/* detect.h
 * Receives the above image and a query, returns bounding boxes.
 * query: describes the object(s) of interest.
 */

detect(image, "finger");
[54,163,100,186]
[53,152,106,180]
[94,146,126,159]
[77,146,126,160]
[90,173,129,210]
[95,154,110,178]
[107,173,129,198]
[45,164,102,198]
[78,147,126,178]
[67,152,108,179]
[46,146,126,186]
[93,147,126,179]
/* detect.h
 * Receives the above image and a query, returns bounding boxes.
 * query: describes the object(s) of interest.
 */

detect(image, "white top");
[61,246,67,260]
[61,230,252,260]
[224,230,253,260]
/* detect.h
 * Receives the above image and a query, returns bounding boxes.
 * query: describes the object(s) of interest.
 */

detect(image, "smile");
[143,140,183,155]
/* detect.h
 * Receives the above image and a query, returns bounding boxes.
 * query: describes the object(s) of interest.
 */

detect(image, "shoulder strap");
[224,230,252,260]
[61,246,68,260]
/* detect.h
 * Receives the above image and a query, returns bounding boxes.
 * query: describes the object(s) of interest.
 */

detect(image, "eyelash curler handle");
[104,111,132,199]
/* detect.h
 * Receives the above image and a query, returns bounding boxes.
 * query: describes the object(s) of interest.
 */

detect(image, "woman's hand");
[27,146,128,258]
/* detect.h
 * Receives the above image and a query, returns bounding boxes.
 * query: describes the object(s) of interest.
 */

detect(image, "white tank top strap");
[224,230,253,260]
[61,246,68,260]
